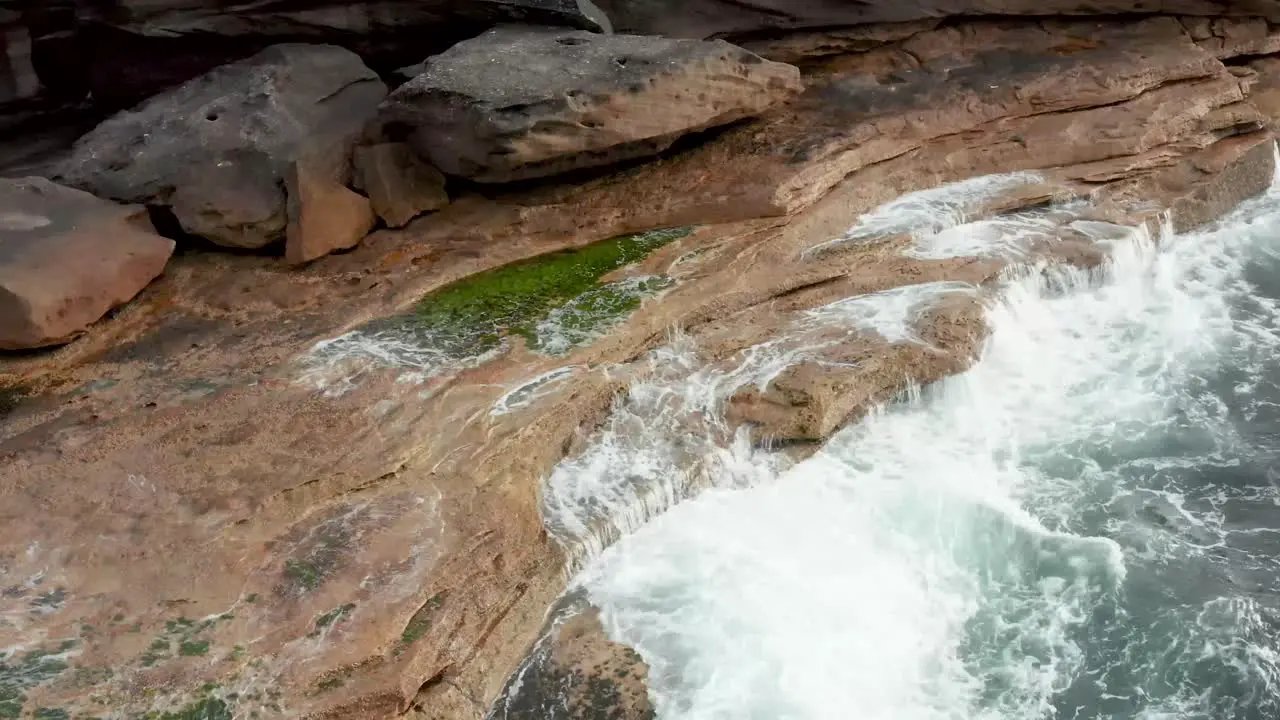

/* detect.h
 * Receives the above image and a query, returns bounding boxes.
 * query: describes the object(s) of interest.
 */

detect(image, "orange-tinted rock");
[285,147,377,265]
[1181,16,1280,59]
[0,177,173,349]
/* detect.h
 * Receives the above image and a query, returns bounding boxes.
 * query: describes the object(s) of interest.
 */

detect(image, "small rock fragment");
[353,142,449,228]
[285,146,376,265]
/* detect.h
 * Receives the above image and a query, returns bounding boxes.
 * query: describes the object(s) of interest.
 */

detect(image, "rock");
[1,16,40,104]
[739,20,941,64]
[0,177,173,349]
[354,143,450,228]
[54,44,386,249]
[1091,130,1277,234]
[378,26,802,182]
[1181,17,1280,59]
[285,142,377,264]
[726,294,987,444]
[493,602,654,720]
[4,2,608,112]
[1246,56,1280,134]
[592,0,1280,39]
[168,149,288,249]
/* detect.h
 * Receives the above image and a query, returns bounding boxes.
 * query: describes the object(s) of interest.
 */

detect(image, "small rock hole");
[557,37,588,46]
[206,111,220,121]
[613,56,629,68]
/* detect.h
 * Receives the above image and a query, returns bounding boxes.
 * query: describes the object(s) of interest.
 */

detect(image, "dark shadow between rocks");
[148,206,285,257]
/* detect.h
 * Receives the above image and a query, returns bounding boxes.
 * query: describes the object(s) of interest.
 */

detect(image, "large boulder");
[53,43,386,249]
[0,177,174,349]
[377,26,803,182]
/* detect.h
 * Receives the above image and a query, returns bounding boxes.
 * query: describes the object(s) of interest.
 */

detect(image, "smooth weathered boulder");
[0,177,173,349]
[354,142,450,228]
[54,43,386,249]
[378,26,803,182]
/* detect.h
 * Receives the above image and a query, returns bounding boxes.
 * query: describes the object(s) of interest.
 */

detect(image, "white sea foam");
[540,282,972,567]
[540,181,1280,718]
[804,172,1046,257]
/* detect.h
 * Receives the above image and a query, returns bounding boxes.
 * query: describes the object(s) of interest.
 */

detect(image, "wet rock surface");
[5,10,1280,720]
[726,294,989,445]
[378,26,802,182]
[492,600,653,720]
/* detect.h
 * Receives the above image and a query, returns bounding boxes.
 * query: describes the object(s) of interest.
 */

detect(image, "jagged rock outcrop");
[0,176,173,349]
[53,44,386,250]
[725,288,987,445]
[377,26,803,182]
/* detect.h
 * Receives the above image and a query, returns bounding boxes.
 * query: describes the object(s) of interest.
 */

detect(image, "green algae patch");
[279,522,352,597]
[0,383,29,419]
[178,640,210,657]
[533,275,675,355]
[140,615,231,667]
[403,227,692,357]
[396,591,449,654]
[0,644,74,718]
[309,603,356,637]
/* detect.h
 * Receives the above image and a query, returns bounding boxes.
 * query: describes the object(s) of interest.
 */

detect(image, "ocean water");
[538,173,1280,719]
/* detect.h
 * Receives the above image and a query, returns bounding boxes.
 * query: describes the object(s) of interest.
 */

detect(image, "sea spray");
[542,178,1280,718]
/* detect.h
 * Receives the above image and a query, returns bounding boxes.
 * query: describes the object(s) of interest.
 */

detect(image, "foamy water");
[527,172,1280,719]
